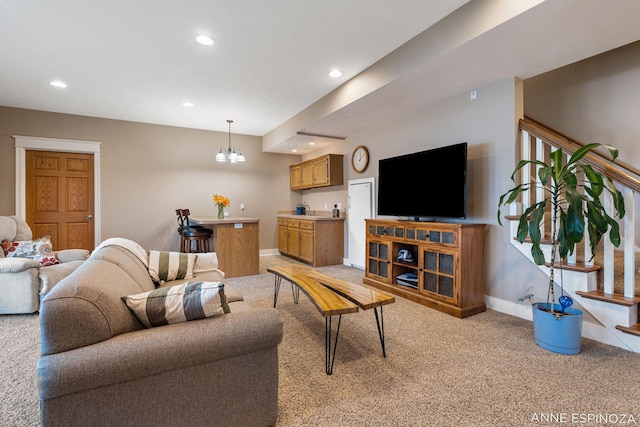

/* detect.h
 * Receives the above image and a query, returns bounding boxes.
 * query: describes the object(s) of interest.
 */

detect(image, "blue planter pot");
[532,302,583,355]
[296,206,305,215]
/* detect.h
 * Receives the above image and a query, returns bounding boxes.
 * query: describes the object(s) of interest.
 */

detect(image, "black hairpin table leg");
[325,315,342,375]
[373,306,386,357]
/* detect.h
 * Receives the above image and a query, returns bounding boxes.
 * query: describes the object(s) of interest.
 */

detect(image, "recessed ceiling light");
[309,142,315,145]
[182,101,194,107]
[50,80,67,88]
[329,69,342,78]
[196,34,215,46]
[292,149,297,153]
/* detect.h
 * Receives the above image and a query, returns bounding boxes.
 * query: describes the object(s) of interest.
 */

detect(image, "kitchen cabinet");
[289,154,343,190]
[277,215,344,266]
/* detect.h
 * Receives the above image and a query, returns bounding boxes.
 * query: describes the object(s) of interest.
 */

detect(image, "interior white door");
[347,178,375,269]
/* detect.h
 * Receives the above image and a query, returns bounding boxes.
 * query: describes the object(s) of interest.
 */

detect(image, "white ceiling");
[0,0,467,135]
[2,0,640,155]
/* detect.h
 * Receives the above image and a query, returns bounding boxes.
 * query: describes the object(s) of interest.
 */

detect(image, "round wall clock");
[351,145,369,173]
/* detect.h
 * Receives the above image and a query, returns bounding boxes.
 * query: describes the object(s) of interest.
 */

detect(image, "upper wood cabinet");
[290,154,343,190]
[290,165,301,190]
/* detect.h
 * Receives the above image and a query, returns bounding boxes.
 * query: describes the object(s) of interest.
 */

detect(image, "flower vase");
[217,204,224,219]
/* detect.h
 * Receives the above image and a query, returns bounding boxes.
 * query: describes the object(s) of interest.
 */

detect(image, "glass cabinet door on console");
[367,240,390,283]
[421,248,458,304]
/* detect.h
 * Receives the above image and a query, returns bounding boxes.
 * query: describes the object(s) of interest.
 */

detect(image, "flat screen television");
[377,142,467,220]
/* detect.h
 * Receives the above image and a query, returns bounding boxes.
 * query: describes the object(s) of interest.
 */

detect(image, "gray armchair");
[0,216,89,314]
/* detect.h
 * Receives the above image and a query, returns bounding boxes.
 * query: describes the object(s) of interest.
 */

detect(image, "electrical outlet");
[240,203,245,210]
[470,89,478,100]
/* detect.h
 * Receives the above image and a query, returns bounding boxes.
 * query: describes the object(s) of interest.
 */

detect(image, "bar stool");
[176,209,187,250]
[179,209,212,253]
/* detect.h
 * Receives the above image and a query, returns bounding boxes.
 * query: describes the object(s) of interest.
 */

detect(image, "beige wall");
[0,107,300,251]
[524,41,640,165]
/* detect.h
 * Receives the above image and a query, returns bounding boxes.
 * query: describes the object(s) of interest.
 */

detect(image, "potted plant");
[296,202,309,215]
[498,143,625,354]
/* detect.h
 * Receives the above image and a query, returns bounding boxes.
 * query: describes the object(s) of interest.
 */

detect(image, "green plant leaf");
[565,202,584,243]
[567,143,601,165]
[581,165,604,196]
[531,244,545,265]
[602,144,619,161]
[528,203,546,265]
[604,176,626,218]
[563,170,578,189]
[608,217,621,247]
[586,203,607,234]
[516,203,541,242]
[586,218,607,262]
[538,166,552,185]
[509,159,548,181]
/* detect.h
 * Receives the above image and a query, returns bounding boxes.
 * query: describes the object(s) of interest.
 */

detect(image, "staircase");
[507,117,640,352]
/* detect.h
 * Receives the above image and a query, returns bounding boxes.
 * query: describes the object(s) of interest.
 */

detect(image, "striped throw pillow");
[148,250,195,283]
[123,281,230,328]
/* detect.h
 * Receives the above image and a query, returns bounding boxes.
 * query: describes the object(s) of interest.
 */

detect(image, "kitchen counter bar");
[189,217,259,278]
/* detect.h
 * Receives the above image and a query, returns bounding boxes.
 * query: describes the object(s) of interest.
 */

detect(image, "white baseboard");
[260,249,281,256]
[485,296,636,352]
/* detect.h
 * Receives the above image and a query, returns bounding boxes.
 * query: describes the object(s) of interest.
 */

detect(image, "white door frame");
[347,177,375,269]
[14,135,101,245]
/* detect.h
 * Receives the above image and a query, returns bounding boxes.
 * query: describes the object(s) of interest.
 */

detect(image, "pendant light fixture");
[216,119,245,163]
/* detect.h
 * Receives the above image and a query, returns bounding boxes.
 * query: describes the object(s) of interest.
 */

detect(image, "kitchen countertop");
[277,214,345,221]
[190,216,260,225]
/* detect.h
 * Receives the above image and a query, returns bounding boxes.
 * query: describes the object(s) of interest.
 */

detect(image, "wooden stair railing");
[520,117,640,192]
[516,117,640,340]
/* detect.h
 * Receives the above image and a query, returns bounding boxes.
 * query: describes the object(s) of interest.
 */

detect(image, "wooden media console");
[364,219,486,318]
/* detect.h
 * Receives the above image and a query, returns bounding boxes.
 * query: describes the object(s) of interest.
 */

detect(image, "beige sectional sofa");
[37,240,283,427]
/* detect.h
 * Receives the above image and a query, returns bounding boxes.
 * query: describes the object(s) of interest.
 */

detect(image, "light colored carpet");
[1,264,639,426]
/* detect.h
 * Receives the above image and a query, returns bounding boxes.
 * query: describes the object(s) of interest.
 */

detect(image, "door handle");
[87,215,93,220]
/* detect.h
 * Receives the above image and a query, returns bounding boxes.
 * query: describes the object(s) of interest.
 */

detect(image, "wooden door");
[26,150,94,250]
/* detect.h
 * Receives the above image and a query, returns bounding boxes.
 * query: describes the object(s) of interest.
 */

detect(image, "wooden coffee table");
[267,264,395,374]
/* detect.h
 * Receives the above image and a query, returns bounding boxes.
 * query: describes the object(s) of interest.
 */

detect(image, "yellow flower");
[212,194,230,207]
